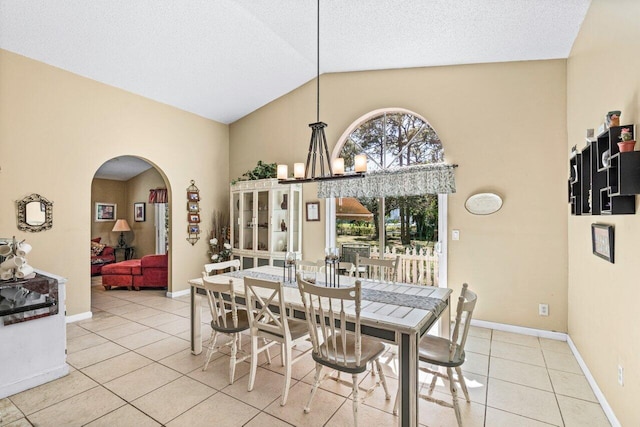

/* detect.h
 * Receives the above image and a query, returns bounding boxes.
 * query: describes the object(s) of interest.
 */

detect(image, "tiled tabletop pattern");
[0,277,611,426]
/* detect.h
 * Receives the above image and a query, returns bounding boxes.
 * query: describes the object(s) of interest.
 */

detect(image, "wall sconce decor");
[186,180,201,245]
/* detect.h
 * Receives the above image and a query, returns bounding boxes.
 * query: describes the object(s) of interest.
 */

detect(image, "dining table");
[188,265,452,427]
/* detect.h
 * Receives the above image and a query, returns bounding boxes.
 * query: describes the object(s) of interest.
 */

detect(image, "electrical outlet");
[618,365,624,386]
[538,303,549,316]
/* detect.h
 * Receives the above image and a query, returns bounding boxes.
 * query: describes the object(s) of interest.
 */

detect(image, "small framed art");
[187,191,200,201]
[187,201,199,212]
[188,224,200,234]
[95,202,116,222]
[189,213,200,223]
[134,202,146,222]
[306,202,320,221]
[591,223,614,263]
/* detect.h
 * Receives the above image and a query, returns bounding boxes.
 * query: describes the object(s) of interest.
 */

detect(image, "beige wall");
[230,60,569,331]
[0,49,230,316]
[567,0,640,424]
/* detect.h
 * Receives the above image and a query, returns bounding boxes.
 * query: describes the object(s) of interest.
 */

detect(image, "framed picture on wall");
[591,223,614,263]
[95,202,116,222]
[187,201,199,212]
[188,224,200,234]
[306,202,320,221]
[134,202,146,222]
[187,191,200,201]
[189,213,200,223]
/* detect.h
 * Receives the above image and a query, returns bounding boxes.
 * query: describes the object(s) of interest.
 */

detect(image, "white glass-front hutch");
[230,179,302,269]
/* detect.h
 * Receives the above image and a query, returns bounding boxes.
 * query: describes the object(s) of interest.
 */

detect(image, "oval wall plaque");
[465,193,503,215]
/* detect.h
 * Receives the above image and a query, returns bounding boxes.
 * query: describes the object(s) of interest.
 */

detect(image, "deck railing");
[370,245,439,286]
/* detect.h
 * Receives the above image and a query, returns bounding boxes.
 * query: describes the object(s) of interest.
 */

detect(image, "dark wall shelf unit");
[569,124,638,215]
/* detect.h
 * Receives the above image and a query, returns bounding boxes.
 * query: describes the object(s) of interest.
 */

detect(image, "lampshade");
[112,219,131,232]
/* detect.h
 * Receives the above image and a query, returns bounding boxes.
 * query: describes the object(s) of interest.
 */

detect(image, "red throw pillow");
[91,237,102,243]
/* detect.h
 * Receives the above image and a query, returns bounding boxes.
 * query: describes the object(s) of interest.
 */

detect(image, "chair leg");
[248,334,259,392]
[447,367,462,427]
[392,390,399,415]
[281,343,293,406]
[281,343,286,367]
[351,373,359,427]
[375,359,391,400]
[229,333,238,385]
[263,338,272,365]
[428,368,439,394]
[202,330,219,371]
[304,364,323,414]
[455,366,470,402]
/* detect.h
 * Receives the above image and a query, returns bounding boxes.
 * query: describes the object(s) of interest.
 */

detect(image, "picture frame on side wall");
[591,223,614,263]
[134,202,146,222]
[95,202,116,222]
[306,202,320,221]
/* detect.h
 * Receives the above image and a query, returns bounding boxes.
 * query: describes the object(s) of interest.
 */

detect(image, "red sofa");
[90,237,115,276]
[101,254,168,290]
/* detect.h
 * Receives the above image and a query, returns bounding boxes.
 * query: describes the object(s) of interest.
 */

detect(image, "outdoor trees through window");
[336,110,444,251]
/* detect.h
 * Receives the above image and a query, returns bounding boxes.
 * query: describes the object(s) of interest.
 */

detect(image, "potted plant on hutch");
[618,127,636,152]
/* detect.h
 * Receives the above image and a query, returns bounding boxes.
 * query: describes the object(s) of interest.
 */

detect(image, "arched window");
[332,109,445,256]
[340,111,443,172]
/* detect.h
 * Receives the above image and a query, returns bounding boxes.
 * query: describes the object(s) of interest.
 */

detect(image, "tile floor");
[0,278,611,427]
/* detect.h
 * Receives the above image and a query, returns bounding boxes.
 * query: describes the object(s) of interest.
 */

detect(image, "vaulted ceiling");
[0,0,591,125]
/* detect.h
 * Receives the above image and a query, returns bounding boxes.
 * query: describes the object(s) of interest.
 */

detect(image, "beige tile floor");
[1,278,611,427]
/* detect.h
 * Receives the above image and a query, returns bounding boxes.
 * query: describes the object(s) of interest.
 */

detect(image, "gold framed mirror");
[17,193,53,232]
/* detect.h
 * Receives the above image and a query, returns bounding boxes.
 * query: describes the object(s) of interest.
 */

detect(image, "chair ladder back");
[297,260,319,272]
[343,262,356,276]
[202,273,238,329]
[297,273,362,368]
[204,259,241,275]
[449,283,478,361]
[244,277,288,338]
[355,254,399,282]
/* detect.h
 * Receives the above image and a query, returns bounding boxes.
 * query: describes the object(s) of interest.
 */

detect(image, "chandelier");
[278,0,367,184]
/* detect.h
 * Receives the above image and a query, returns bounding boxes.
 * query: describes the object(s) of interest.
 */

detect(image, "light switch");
[452,230,460,241]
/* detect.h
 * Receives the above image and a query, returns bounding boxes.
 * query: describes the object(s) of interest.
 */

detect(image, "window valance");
[148,188,168,204]
[317,163,457,199]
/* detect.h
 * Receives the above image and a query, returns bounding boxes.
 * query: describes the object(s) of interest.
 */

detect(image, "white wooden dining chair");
[355,254,400,282]
[201,260,249,385]
[393,283,478,426]
[204,259,241,276]
[244,277,311,406]
[297,272,390,426]
[316,260,355,277]
[297,259,320,272]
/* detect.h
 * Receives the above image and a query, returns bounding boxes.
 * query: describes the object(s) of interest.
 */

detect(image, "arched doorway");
[90,156,171,296]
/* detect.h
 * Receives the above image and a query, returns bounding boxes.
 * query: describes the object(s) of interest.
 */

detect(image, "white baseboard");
[471,319,620,426]
[65,311,92,323]
[166,288,190,298]
[566,336,621,427]
[0,364,69,399]
[470,319,567,341]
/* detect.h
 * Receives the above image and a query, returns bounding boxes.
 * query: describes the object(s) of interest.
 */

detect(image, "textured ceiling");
[0,0,590,125]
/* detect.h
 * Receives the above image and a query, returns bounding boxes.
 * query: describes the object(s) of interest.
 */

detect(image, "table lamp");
[112,219,131,248]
